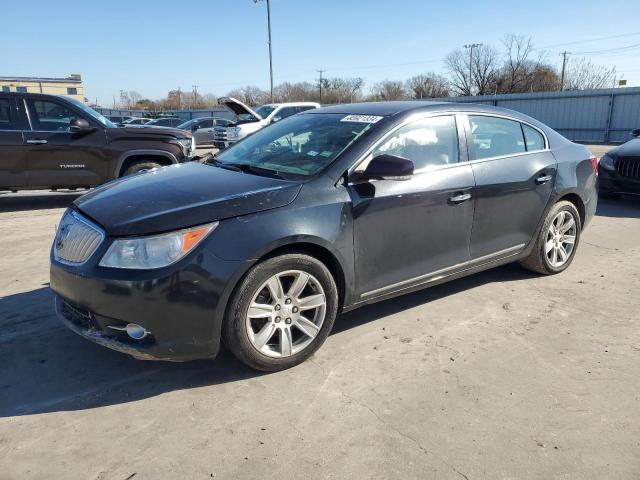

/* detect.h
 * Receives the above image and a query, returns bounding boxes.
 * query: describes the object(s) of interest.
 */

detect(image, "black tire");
[223,254,338,372]
[520,200,582,275]
[122,161,162,177]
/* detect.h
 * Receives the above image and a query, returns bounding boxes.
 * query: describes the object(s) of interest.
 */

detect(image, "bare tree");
[565,58,616,90]
[406,73,449,98]
[119,90,143,108]
[444,49,472,95]
[445,45,499,96]
[501,34,535,93]
[370,80,407,101]
[225,86,270,106]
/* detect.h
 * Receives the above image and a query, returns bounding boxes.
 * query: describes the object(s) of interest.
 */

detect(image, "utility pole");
[192,85,199,108]
[559,51,570,91]
[464,43,482,96]
[254,0,274,102]
[317,69,325,103]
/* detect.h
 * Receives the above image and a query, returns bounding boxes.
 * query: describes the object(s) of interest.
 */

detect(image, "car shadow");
[596,196,640,219]
[0,191,83,213]
[0,263,535,418]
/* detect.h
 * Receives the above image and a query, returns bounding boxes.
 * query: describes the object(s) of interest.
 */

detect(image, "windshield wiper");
[216,161,287,180]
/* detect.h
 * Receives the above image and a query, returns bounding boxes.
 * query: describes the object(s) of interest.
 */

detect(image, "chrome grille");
[213,126,228,141]
[54,210,104,264]
[617,157,640,179]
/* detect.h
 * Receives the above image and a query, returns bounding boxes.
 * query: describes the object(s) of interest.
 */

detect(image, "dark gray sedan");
[50,102,598,371]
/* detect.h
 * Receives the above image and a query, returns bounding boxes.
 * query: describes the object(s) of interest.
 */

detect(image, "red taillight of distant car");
[590,156,599,175]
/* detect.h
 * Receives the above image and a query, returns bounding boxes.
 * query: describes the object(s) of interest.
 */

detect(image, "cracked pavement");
[1,158,639,479]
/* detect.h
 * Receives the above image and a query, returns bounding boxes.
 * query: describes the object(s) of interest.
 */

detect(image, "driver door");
[24,97,108,188]
[348,115,476,298]
[193,118,214,145]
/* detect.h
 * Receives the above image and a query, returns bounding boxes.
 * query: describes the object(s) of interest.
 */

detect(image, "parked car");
[213,97,320,149]
[177,117,234,146]
[598,128,640,197]
[0,92,195,191]
[146,117,183,128]
[120,117,153,126]
[107,115,135,124]
[50,102,597,371]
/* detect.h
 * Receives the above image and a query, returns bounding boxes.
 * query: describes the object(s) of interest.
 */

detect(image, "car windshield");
[66,97,116,128]
[255,105,276,118]
[213,113,378,180]
[177,119,197,129]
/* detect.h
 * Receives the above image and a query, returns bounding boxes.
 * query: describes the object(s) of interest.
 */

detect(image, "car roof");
[308,101,532,119]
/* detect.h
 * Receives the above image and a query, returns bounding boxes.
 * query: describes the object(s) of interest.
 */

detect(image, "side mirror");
[271,116,282,123]
[69,118,92,134]
[359,154,414,181]
[631,128,640,138]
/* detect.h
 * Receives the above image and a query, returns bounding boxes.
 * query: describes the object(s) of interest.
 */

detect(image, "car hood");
[74,162,302,236]
[118,125,191,137]
[217,97,262,119]
[614,138,640,157]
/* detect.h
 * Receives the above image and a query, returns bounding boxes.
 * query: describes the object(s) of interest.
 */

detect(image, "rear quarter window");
[0,99,20,130]
[523,124,546,151]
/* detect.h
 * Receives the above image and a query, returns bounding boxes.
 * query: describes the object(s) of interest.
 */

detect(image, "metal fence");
[96,107,235,122]
[97,87,640,143]
[430,87,640,143]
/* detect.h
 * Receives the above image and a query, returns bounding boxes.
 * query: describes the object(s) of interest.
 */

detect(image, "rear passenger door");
[465,114,556,259]
[0,96,28,189]
[23,97,108,188]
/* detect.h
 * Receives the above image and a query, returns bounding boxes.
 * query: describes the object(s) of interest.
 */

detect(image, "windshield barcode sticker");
[341,115,383,123]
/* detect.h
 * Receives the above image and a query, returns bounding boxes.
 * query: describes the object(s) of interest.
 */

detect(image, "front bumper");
[598,166,640,195]
[50,245,249,362]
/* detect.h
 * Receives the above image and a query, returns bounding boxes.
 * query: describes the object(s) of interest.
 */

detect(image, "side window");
[277,107,298,119]
[16,86,27,93]
[367,115,459,171]
[0,99,20,130]
[297,106,316,113]
[29,100,78,131]
[67,87,78,95]
[200,119,214,128]
[1,86,10,93]
[468,115,526,159]
[523,124,545,151]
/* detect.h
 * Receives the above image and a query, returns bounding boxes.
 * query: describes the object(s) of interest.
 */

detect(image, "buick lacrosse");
[50,102,598,371]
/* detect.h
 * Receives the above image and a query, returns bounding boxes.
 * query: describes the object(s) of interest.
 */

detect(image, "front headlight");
[599,153,616,171]
[177,138,192,153]
[99,222,218,269]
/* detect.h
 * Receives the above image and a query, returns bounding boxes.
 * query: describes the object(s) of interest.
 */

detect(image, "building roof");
[0,75,82,83]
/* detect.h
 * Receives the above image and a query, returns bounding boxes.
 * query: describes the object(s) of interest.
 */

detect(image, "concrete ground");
[1,145,639,479]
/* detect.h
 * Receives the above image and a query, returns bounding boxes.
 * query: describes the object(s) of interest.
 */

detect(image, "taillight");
[590,156,599,175]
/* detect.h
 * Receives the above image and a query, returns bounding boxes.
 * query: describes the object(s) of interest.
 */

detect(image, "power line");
[539,31,640,49]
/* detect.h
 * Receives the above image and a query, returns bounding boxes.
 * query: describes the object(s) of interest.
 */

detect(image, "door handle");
[26,139,48,145]
[535,174,553,184]
[449,192,472,204]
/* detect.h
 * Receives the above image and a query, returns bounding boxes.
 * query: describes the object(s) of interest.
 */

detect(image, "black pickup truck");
[0,93,194,192]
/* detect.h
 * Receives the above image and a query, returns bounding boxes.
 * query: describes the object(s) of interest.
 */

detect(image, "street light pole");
[464,43,482,96]
[255,0,274,102]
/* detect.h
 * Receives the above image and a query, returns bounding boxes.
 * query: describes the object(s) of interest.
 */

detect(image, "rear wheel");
[122,160,162,177]
[223,254,338,371]
[520,200,581,275]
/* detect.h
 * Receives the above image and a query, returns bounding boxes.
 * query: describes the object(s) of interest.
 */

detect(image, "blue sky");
[3,0,640,105]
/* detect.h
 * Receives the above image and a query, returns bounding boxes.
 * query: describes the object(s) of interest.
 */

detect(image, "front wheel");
[223,254,338,371]
[520,200,582,275]
[122,161,162,177]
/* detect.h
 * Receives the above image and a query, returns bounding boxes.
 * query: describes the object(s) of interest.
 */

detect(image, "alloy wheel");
[545,210,577,268]
[245,270,327,358]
